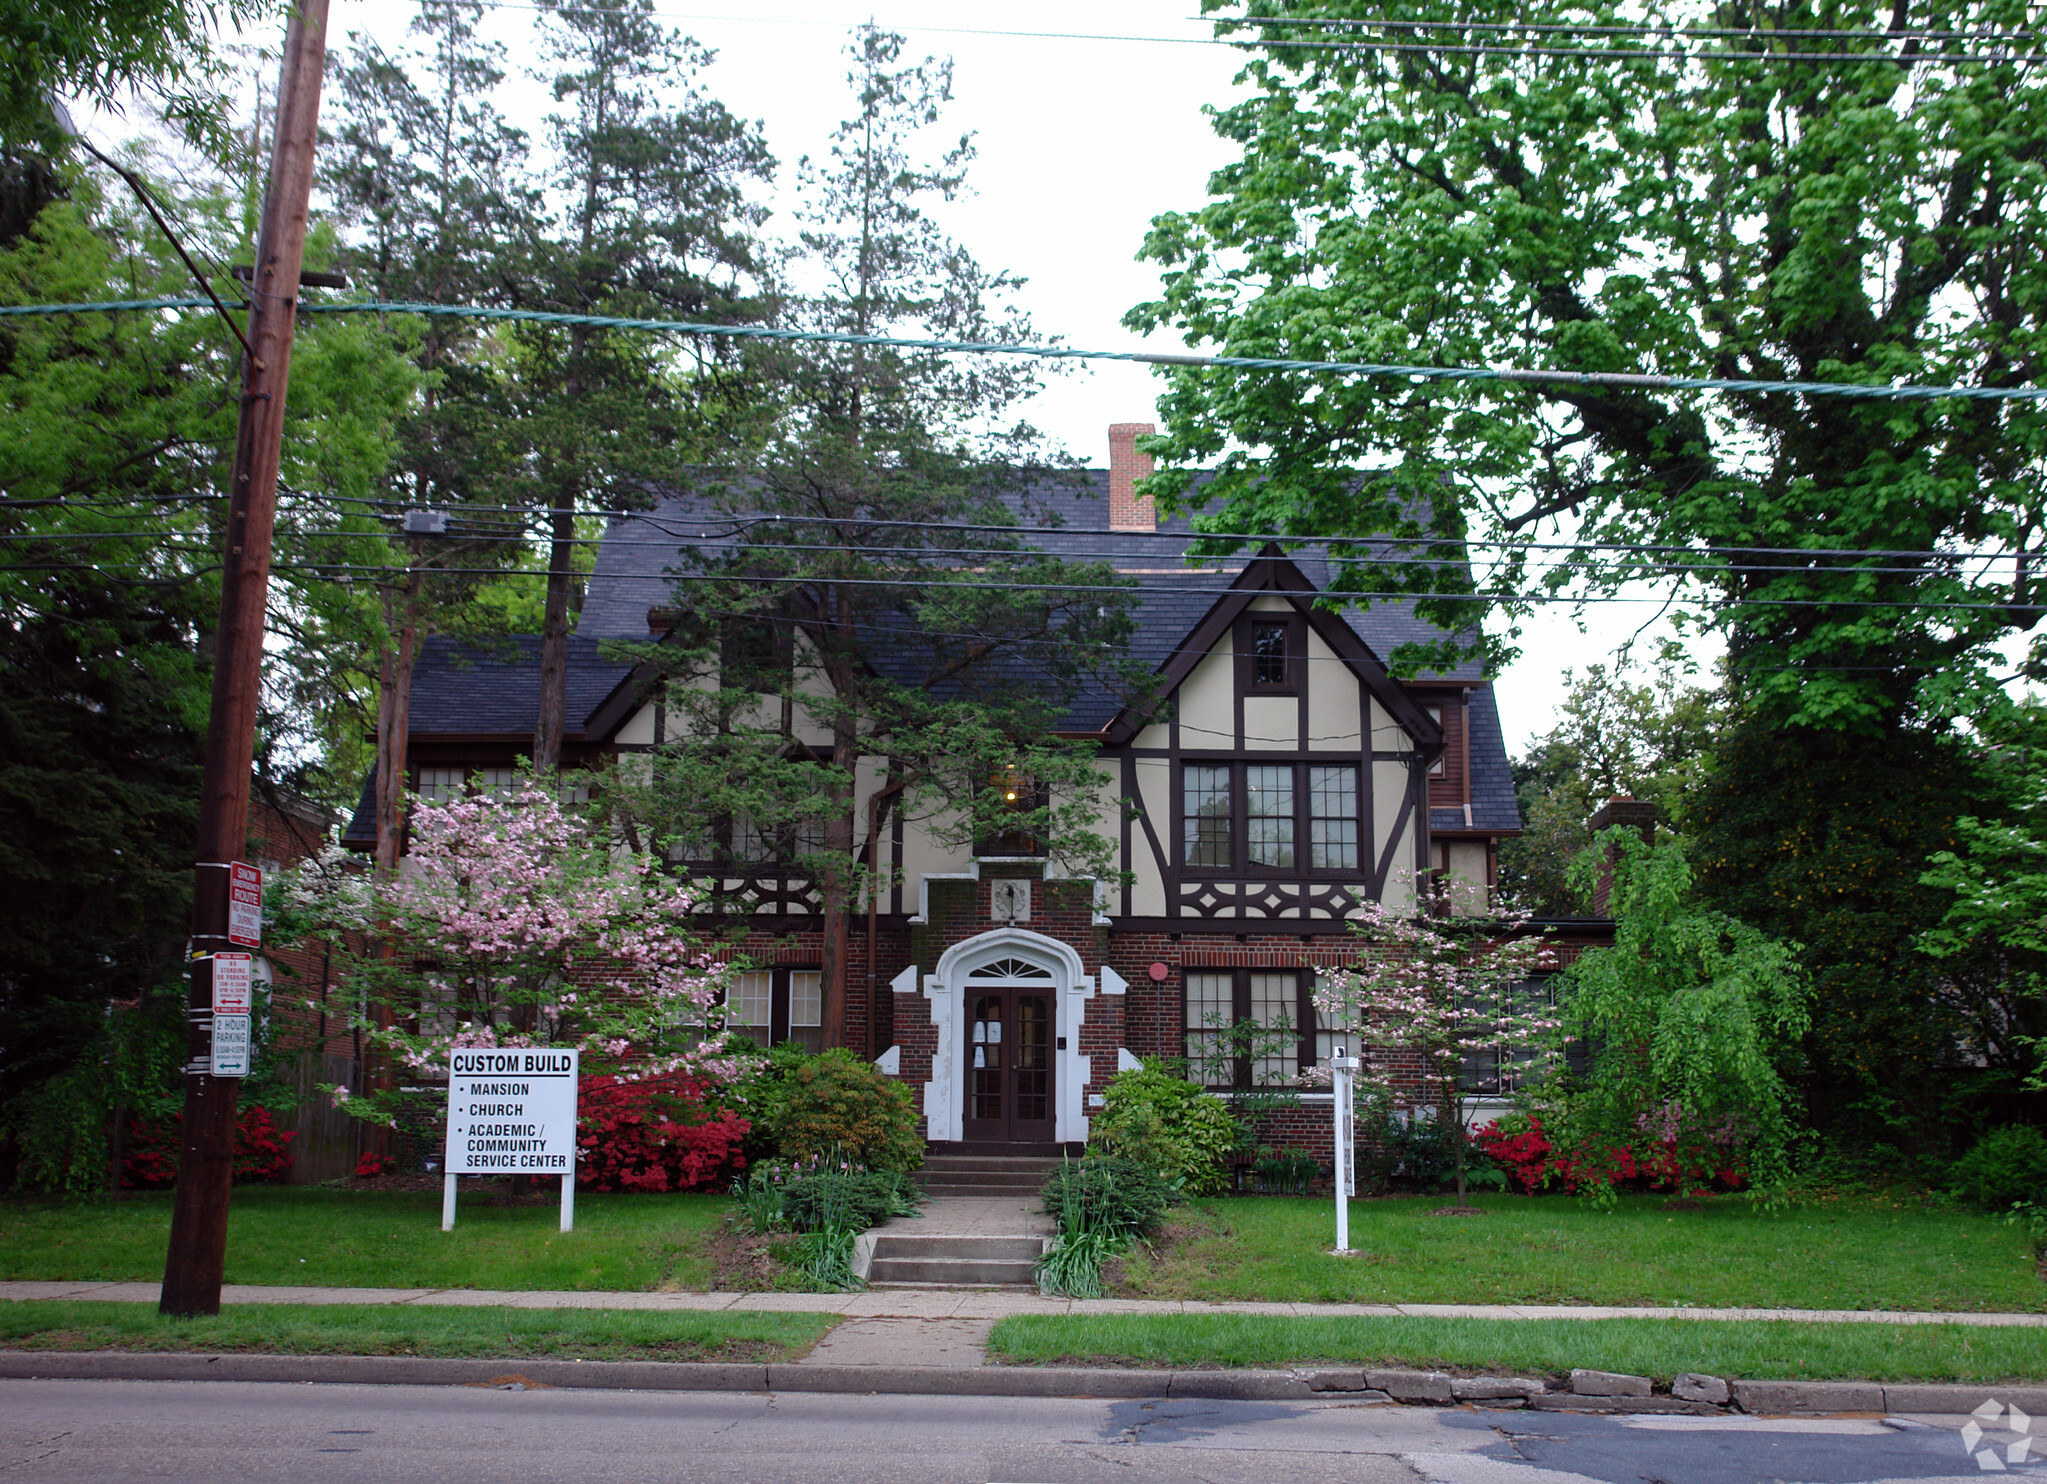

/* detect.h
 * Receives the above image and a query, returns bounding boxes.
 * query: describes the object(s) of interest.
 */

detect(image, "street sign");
[211,952,254,1014]
[443,1047,581,1233]
[227,861,262,948]
[210,1013,251,1077]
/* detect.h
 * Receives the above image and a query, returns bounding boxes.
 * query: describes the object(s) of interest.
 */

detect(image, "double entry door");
[960,982,1055,1143]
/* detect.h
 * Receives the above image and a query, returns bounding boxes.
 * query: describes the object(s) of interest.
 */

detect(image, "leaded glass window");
[1184,764,1233,867]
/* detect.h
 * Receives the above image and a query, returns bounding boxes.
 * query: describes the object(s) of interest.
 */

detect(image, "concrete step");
[872,1234,1044,1261]
[919,1159,1062,1176]
[916,1181,1050,1198]
[867,1256,1038,1286]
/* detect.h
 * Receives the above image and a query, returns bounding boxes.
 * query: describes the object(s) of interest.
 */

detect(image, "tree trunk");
[532,498,575,775]
[370,577,421,1158]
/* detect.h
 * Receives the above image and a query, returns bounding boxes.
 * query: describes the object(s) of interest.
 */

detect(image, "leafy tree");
[325,0,550,861]
[1917,710,2047,1102]
[1499,654,1721,915]
[1690,718,1999,1147]
[275,777,746,1131]
[629,27,1147,1045]
[1556,831,1812,1200]
[1315,880,1557,1198]
[1126,0,2047,728]
[0,156,412,1169]
[512,0,772,775]
[0,0,270,153]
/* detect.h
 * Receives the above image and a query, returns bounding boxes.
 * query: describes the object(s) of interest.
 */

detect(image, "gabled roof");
[1099,545,1444,754]
[578,472,1490,736]
[392,468,1522,836]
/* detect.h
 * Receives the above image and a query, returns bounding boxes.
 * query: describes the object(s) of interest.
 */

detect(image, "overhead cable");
[1,295,2042,404]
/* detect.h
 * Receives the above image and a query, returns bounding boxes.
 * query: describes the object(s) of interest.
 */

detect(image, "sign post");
[1329,1046,1359,1253]
[442,1048,580,1233]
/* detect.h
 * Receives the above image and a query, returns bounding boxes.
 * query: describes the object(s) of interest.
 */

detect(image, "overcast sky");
[246,0,1721,756]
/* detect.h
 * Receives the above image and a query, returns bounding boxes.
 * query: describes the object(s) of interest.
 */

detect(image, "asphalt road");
[0,1380,2030,1484]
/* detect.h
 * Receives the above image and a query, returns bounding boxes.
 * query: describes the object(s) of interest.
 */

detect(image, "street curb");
[0,1353,2038,1411]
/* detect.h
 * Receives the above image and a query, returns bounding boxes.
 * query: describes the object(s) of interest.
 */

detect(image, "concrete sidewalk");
[7,1279,2043,1328]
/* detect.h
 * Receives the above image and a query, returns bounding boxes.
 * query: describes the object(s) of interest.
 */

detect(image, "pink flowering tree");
[1314,876,1558,1199]
[278,777,750,1131]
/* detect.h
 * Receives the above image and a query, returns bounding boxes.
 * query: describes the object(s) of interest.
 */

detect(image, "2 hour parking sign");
[444,1048,579,1176]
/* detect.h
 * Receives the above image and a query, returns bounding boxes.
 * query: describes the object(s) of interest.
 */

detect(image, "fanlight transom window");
[966,957,1053,981]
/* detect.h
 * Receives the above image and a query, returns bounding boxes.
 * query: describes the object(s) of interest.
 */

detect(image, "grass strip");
[1113,1194,2046,1312]
[0,1301,837,1363]
[986,1313,2047,1386]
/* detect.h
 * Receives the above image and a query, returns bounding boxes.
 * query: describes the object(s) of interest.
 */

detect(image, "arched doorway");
[960,956,1056,1144]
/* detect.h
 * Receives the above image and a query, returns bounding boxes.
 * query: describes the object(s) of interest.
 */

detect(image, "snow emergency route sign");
[444,1048,579,1176]
[226,861,262,948]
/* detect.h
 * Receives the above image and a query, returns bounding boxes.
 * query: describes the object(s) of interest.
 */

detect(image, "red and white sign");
[227,861,262,947]
[212,952,254,1014]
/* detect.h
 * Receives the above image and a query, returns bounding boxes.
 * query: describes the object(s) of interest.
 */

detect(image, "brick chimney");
[1108,422,1156,531]
[1586,796,1658,916]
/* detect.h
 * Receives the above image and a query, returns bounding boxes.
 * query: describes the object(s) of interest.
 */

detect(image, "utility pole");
[160,0,331,1318]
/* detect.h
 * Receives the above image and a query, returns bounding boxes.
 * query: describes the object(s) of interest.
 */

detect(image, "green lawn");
[0,1300,834,1362]
[0,1188,729,1291]
[988,1312,2047,1385]
[1112,1193,2046,1312]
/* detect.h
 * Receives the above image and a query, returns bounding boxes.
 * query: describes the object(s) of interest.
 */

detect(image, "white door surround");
[921,927,1092,1144]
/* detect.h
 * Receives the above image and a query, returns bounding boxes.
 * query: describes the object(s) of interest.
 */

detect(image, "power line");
[12,491,2047,568]
[379,0,2047,66]
[2,296,2042,404]
[1222,14,2047,44]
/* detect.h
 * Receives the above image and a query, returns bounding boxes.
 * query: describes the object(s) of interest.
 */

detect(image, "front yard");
[1106,1192,2046,1312]
[0,1187,730,1291]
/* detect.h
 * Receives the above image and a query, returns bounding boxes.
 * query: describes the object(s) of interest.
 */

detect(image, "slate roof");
[405,634,633,736]
[1432,685,1519,834]
[402,468,1520,835]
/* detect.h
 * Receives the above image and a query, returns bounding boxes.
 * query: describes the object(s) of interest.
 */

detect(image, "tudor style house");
[346,424,1524,1152]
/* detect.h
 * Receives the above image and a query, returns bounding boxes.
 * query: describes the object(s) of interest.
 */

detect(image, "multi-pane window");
[1181,762,1362,874]
[1251,622,1289,687]
[725,967,823,1053]
[1458,976,1581,1094]
[418,767,464,803]
[1239,615,1299,693]
[1307,765,1359,869]
[475,767,519,795]
[1183,764,1233,868]
[1185,968,1312,1088]
[1245,766,1295,868]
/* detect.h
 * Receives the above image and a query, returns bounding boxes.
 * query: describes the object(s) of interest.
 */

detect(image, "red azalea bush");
[353,1151,396,1179]
[121,1106,297,1188]
[576,1072,749,1193]
[1473,1113,1746,1196]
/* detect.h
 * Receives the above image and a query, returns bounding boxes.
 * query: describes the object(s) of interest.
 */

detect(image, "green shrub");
[1951,1125,2047,1212]
[1040,1156,1176,1238]
[1087,1062,1239,1194]
[742,1047,923,1171]
[780,1167,921,1232]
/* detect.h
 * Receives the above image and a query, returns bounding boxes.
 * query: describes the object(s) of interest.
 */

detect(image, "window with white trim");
[726,967,823,1053]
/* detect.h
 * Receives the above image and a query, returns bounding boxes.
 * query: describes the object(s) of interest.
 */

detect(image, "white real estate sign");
[444,1048,579,1175]
[442,1048,580,1233]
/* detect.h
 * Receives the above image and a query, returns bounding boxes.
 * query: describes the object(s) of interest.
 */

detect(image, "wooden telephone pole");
[159,0,331,1318]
